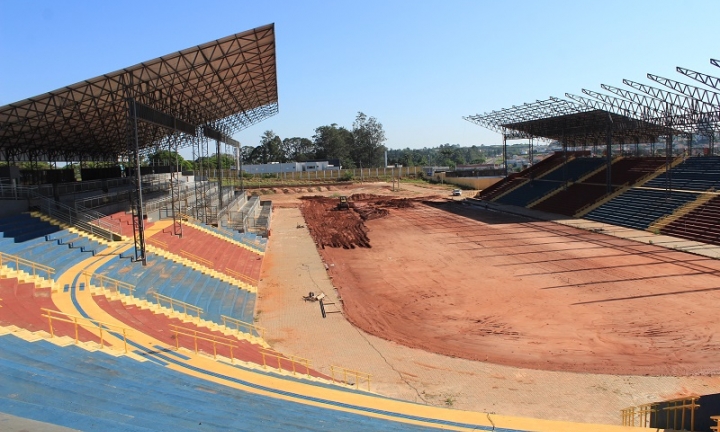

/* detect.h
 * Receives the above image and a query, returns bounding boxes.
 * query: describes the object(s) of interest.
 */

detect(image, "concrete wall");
[432,174,503,190]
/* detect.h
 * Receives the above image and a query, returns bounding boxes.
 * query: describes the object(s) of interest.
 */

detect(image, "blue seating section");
[644,156,720,191]
[0,213,60,243]
[585,188,698,230]
[496,157,606,207]
[96,254,255,325]
[0,334,452,432]
[0,214,107,280]
[211,222,267,251]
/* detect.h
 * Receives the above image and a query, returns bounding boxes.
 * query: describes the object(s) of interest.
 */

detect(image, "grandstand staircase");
[491,155,577,202]
[144,243,256,292]
[526,160,611,209]
[574,157,684,218]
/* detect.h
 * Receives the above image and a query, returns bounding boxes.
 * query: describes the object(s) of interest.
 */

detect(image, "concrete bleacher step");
[0,326,91,348]
[144,244,256,293]
[648,192,717,233]
[0,266,56,291]
[30,212,114,246]
[185,221,265,255]
[91,286,267,347]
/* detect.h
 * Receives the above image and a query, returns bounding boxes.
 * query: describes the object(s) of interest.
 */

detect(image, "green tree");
[352,112,386,167]
[195,153,234,169]
[282,137,315,161]
[255,130,284,163]
[147,150,193,171]
[313,124,355,168]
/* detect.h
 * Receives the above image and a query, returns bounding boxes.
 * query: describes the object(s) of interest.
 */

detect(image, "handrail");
[180,250,213,268]
[221,315,265,339]
[329,365,372,391]
[259,349,312,377]
[81,271,135,295]
[150,292,203,320]
[169,324,238,362]
[29,191,117,241]
[147,237,168,249]
[621,403,657,428]
[0,251,55,280]
[41,308,130,353]
[224,267,258,286]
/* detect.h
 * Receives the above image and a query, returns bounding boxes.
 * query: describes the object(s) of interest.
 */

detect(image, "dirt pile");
[300,196,419,249]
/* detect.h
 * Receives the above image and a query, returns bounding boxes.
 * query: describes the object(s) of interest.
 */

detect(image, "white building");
[241,160,340,174]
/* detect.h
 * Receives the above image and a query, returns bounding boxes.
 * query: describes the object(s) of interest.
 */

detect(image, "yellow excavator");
[337,196,350,210]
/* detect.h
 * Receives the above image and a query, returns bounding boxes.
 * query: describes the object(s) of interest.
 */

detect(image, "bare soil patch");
[300,196,720,376]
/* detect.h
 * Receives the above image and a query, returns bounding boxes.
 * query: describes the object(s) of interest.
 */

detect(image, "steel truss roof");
[0,24,278,162]
[465,59,720,145]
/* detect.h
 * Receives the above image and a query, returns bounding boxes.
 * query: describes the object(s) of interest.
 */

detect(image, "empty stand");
[531,157,667,216]
[585,188,699,230]
[0,333,445,432]
[0,278,100,343]
[661,194,720,245]
[644,156,720,192]
[95,254,255,325]
[148,224,262,284]
[0,214,107,279]
[495,157,606,208]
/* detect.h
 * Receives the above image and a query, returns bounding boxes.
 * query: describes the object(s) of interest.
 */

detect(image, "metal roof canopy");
[0,23,278,162]
[501,108,677,146]
[466,98,680,145]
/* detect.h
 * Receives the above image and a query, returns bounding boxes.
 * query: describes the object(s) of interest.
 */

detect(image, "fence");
[260,349,312,377]
[0,252,55,280]
[169,324,239,360]
[179,250,213,268]
[224,267,258,286]
[150,292,204,321]
[220,315,265,339]
[621,397,700,431]
[329,365,372,391]
[41,308,130,353]
[225,166,421,182]
[80,271,135,296]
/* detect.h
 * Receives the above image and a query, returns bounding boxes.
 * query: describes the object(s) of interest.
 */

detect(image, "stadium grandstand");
[465,58,720,248]
[1,19,720,431]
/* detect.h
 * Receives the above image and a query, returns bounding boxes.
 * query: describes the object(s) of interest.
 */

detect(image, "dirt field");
[298,192,720,376]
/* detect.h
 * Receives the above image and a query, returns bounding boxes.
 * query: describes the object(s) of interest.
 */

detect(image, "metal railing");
[41,308,130,353]
[170,324,239,362]
[224,267,258,286]
[221,315,265,339]
[30,191,117,241]
[150,292,203,320]
[0,184,36,200]
[621,403,657,428]
[80,271,135,296]
[0,251,55,280]
[260,349,312,377]
[180,250,213,268]
[329,365,372,391]
[147,237,168,249]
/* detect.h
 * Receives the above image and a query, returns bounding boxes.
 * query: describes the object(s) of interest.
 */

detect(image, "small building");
[241,160,340,175]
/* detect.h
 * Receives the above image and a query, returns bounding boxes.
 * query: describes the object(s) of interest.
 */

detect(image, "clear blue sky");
[1,0,719,152]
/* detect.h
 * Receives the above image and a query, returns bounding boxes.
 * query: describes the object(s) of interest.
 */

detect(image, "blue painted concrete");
[0,334,512,432]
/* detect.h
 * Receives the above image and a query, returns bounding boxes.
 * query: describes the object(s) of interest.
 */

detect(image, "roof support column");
[128,98,147,266]
[605,121,613,193]
[216,139,223,213]
[502,132,508,177]
[665,133,673,197]
[528,137,534,176]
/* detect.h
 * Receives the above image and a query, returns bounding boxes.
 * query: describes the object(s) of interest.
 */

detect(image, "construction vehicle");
[337,196,350,210]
